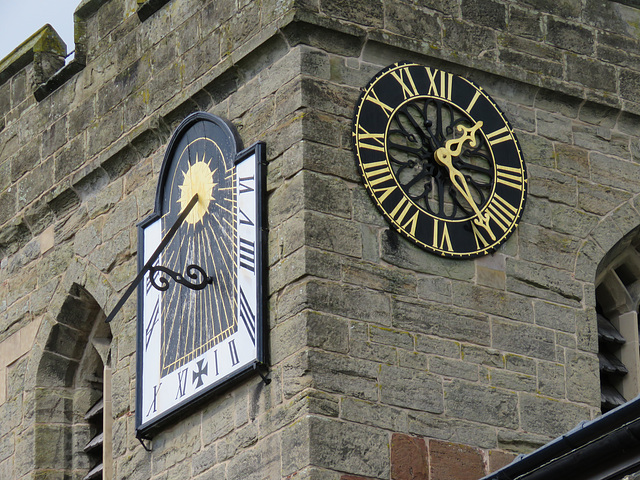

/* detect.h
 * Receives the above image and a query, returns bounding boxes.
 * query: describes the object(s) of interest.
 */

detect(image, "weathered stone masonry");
[2,0,640,479]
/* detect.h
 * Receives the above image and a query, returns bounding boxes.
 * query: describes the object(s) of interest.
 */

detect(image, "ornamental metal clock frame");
[353,62,528,259]
[135,112,266,439]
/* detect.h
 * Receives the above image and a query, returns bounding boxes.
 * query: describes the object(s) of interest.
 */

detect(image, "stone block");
[430,439,485,480]
[574,125,630,159]
[349,340,397,364]
[302,110,350,149]
[304,210,363,258]
[462,0,505,28]
[567,54,616,92]
[380,364,444,412]
[408,411,497,449]
[492,317,555,360]
[518,223,580,272]
[445,379,519,429]
[462,345,504,368]
[528,165,576,206]
[390,433,427,480]
[309,350,378,401]
[430,357,479,382]
[536,110,572,143]
[453,282,534,323]
[416,275,452,304]
[508,6,543,40]
[343,259,417,296]
[489,368,536,392]
[442,19,497,60]
[536,360,565,398]
[496,429,554,454]
[546,17,594,55]
[565,350,599,405]
[303,170,352,219]
[382,229,475,280]
[307,279,391,325]
[519,393,589,437]
[281,417,310,475]
[341,397,407,432]
[393,298,491,346]
[369,325,414,350]
[534,300,578,333]
[309,416,389,479]
[506,259,583,307]
[488,450,517,473]
[17,157,54,209]
[384,2,441,42]
[307,311,350,354]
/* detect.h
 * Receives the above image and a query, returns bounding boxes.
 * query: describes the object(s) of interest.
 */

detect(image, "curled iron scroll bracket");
[148,264,214,291]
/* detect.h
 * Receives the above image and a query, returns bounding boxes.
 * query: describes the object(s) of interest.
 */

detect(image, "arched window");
[35,284,112,479]
[596,230,640,412]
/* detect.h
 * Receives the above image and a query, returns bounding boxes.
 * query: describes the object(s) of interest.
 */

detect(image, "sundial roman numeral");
[145,297,160,350]
[147,383,160,417]
[229,340,240,366]
[239,176,255,194]
[176,368,188,399]
[239,287,256,345]
[239,237,256,273]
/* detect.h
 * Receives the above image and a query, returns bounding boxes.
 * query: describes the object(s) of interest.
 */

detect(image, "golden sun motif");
[179,155,216,225]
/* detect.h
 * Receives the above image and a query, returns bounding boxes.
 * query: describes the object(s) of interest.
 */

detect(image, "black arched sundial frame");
[135,112,266,439]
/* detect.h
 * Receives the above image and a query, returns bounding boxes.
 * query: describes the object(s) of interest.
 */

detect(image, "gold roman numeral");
[356,125,385,152]
[366,88,394,118]
[466,89,481,113]
[390,66,420,100]
[472,221,491,250]
[361,160,393,187]
[486,126,512,146]
[484,194,518,232]
[426,67,453,101]
[433,219,453,252]
[389,196,419,236]
[496,164,524,191]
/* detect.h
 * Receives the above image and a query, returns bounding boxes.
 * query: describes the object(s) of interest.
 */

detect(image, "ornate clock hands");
[433,121,496,241]
[105,193,202,323]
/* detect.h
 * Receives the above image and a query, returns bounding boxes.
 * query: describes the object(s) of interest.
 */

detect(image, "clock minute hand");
[105,193,200,323]
[433,122,496,241]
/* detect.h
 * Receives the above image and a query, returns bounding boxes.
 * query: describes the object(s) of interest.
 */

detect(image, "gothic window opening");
[35,284,113,479]
[596,234,640,413]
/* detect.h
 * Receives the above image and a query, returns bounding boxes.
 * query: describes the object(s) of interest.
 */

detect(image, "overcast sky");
[0,0,79,61]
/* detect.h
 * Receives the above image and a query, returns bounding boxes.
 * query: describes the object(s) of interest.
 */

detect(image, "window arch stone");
[34,283,112,478]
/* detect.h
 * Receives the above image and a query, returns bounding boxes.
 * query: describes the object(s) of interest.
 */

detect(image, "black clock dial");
[353,62,527,258]
[159,126,237,377]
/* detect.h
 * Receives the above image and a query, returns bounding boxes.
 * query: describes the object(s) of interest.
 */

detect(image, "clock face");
[353,62,527,258]
[136,113,265,438]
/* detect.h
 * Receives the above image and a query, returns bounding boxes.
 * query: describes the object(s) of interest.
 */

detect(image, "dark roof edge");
[483,395,640,480]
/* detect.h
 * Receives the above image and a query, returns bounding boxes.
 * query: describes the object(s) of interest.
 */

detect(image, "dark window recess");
[598,310,627,413]
[83,397,104,480]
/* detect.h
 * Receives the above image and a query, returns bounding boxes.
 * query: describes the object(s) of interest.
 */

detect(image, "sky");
[0,0,79,61]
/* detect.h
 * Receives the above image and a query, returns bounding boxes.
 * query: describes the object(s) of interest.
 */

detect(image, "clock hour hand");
[433,122,495,240]
[105,193,200,323]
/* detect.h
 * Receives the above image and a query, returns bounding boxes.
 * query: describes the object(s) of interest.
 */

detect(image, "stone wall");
[1,0,640,479]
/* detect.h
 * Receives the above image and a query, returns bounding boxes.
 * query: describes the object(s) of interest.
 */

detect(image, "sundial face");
[136,112,265,438]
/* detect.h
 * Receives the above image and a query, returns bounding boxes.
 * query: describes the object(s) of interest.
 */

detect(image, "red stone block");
[488,450,517,473]
[390,433,429,480]
[429,440,485,480]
